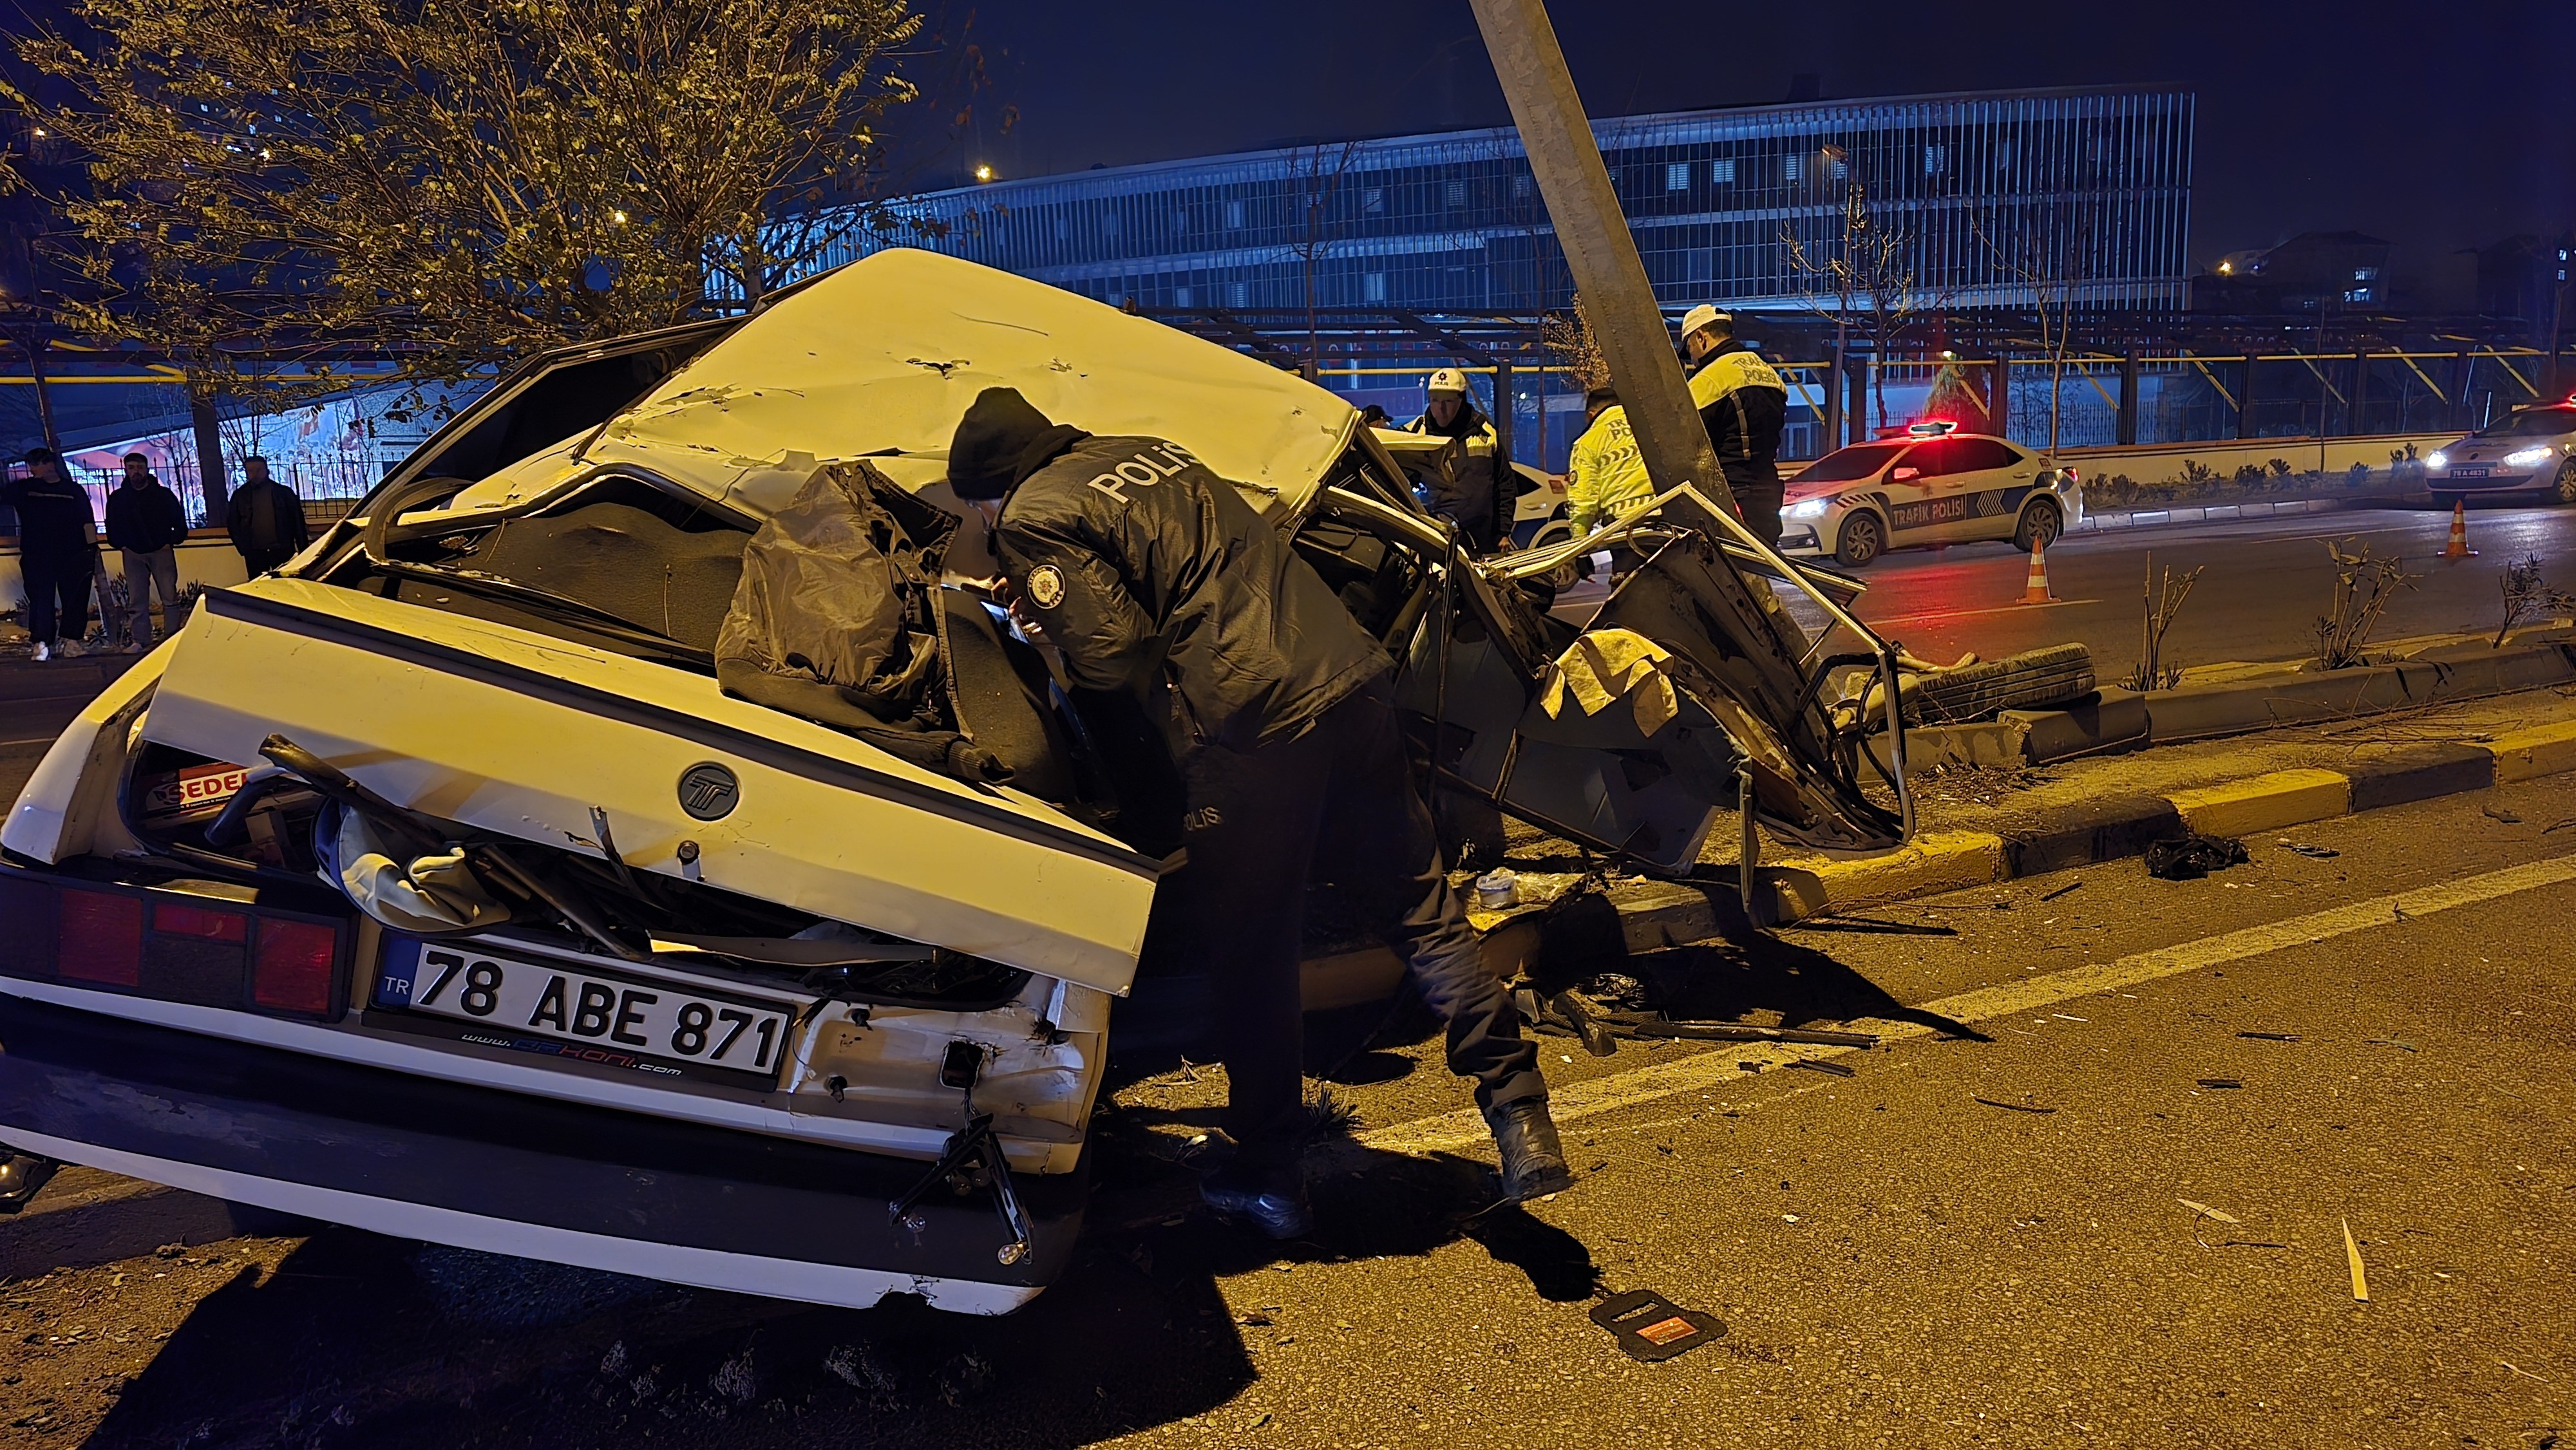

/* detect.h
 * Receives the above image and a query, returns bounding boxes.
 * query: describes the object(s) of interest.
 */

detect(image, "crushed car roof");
[558,249,1358,518]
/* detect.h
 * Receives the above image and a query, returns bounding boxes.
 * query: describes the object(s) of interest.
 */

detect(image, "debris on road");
[2146,834,2250,880]
[1519,988,1879,1050]
[1789,1059,1856,1078]
[2276,840,2341,859]
[2176,1198,2240,1224]
[2237,1031,2302,1042]
[2367,1037,2421,1052]
[2343,1218,2371,1303]
[2544,817,2576,835]
[2197,1077,2245,1089]
[1973,1096,2058,1114]
[2038,880,2083,902]
[2483,805,2523,824]
[1589,1288,1727,1363]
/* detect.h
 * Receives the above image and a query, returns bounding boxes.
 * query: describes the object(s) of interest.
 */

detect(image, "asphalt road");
[1779,502,2576,682]
[7,744,2574,1447]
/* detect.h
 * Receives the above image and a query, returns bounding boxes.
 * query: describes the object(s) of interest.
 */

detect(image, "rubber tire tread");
[1899,642,2096,725]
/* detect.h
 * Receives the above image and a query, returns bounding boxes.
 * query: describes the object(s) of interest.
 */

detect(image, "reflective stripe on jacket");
[1566,405,1654,534]
[1688,341,1788,466]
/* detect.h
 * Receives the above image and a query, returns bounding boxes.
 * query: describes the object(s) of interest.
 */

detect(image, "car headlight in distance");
[2504,446,2556,468]
[1786,498,1830,520]
[2427,451,2447,470]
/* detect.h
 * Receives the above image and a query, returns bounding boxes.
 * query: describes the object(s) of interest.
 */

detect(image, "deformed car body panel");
[143,579,1160,994]
[551,248,1354,525]
[0,249,1917,1315]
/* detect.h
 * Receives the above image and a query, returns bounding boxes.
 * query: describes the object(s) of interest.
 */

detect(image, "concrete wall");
[0,531,253,611]
[2058,432,2456,511]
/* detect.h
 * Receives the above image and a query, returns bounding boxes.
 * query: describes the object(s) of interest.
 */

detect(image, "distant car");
[2427,401,2576,503]
[1369,426,1569,552]
[1776,424,2083,568]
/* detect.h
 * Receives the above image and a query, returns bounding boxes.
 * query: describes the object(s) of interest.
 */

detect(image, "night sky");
[8,0,2566,305]
[949,0,2575,305]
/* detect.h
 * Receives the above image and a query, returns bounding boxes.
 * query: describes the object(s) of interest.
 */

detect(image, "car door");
[1875,439,1961,541]
[1302,435,1900,869]
[1948,437,2038,541]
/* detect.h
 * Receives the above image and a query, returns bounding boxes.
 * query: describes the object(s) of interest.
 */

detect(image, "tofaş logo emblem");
[677,762,740,822]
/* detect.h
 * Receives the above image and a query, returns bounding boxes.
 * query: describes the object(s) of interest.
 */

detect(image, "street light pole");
[1461,0,1730,519]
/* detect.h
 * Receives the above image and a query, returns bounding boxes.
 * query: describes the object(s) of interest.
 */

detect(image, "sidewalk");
[1468,687,2576,950]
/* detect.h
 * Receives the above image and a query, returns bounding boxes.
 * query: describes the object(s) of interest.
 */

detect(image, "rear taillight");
[0,869,345,1020]
[254,919,338,1015]
[58,892,144,988]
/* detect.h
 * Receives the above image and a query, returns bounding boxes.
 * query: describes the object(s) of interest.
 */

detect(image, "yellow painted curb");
[1765,829,2007,922]
[2165,767,2353,838]
[2488,719,2576,784]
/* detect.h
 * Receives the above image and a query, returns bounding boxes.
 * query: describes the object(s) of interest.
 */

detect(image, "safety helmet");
[1680,303,1730,338]
[1426,366,1470,394]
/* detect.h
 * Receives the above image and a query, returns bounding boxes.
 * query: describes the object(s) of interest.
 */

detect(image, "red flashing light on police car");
[1906,419,1960,438]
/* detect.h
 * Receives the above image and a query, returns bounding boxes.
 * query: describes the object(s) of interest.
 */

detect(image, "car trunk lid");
[138,579,1160,994]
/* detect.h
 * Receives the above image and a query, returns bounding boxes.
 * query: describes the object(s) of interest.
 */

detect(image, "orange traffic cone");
[2016,538,2057,605]
[2440,499,2476,560]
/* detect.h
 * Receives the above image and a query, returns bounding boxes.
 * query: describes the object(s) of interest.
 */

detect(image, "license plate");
[372,937,790,1082]
[2450,467,2490,478]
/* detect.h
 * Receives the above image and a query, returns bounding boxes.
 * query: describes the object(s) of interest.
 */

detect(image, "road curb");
[1594,722,2576,933]
[1871,641,2576,769]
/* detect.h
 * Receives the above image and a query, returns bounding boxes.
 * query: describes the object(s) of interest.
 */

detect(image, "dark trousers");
[1180,681,1545,1165]
[239,547,295,577]
[21,549,93,646]
[1724,460,1785,548]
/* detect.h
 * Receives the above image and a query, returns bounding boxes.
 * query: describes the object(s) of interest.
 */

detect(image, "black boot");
[1484,1097,1574,1201]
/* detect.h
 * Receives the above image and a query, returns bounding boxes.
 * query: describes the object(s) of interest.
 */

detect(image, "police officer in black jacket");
[945,387,1570,1236]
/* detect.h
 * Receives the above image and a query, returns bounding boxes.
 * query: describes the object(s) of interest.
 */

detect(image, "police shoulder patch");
[1025,564,1066,609]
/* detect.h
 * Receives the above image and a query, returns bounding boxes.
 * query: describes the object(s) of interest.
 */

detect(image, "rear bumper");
[0,995,1084,1313]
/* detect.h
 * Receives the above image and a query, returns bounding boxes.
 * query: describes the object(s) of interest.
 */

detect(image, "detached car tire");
[1834,511,1886,568]
[2012,498,2064,553]
[1899,642,2097,726]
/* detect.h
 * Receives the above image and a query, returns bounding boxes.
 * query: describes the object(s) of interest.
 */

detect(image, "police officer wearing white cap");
[1405,366,1504,551]
[1680,305,1790,547]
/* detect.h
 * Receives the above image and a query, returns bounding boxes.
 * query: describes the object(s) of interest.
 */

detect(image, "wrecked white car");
[0,250,1909,1313]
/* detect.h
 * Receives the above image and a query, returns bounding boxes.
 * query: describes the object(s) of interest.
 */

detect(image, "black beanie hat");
[947,387,1057,500]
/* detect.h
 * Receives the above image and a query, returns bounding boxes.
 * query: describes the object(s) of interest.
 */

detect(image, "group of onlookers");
[2,449,308,661]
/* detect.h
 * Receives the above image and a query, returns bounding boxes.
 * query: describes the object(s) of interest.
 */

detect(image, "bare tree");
[1284,139,1364,380]
[1972,194,2101,457]
[1543,298,1608,392]
[14,0,929,402]
[1780,146,1925,438]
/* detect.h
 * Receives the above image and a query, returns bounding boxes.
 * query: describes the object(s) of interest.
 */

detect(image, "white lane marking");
[1359,851,2576,1156]
[1868,599,2103,627]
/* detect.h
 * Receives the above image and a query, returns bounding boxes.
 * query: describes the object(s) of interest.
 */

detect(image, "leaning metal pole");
[1464,0,1729,517]
[1464,0,1915,847]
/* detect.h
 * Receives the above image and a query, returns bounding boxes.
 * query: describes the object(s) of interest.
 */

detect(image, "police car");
[2426,399,2576,504]
[1777,422,2083,568]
